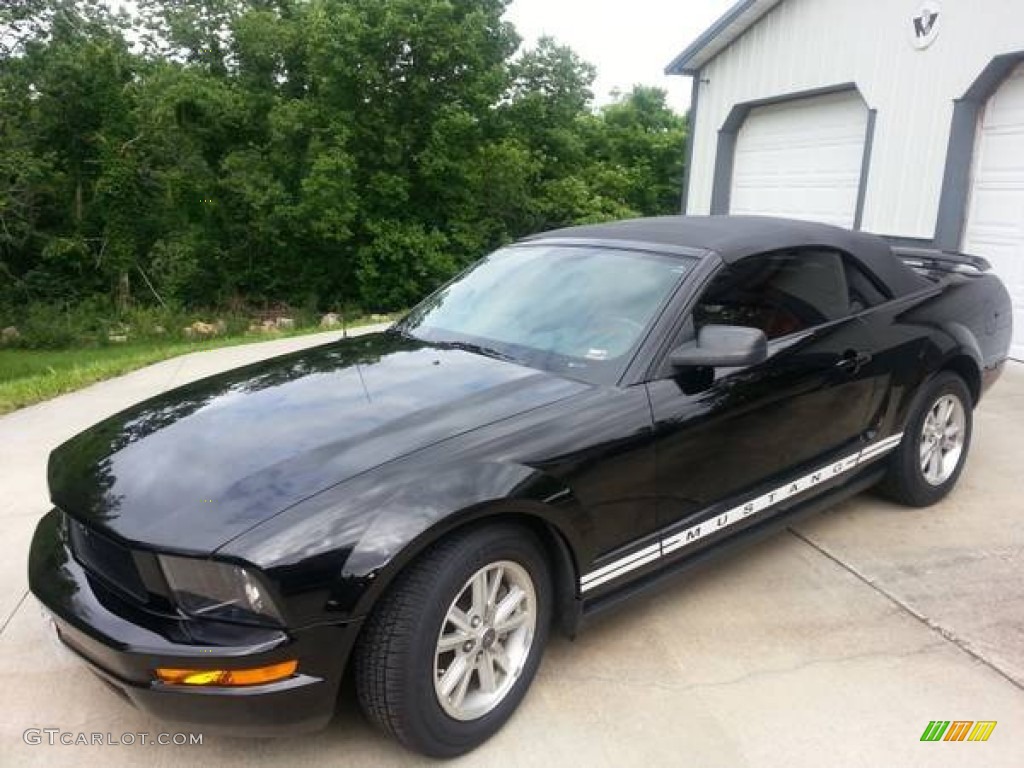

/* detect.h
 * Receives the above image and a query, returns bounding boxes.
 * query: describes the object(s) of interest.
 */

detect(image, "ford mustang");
[29,216,1012,756]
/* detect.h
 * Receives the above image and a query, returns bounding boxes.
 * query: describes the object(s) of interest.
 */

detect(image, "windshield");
[398,244,695,383]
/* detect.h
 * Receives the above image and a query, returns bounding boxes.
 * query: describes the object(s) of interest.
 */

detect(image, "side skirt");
[579,465,886,625]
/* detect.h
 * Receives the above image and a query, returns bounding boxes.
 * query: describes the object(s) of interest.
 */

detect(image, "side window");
[694,249,851,340]
[844,258,888,312]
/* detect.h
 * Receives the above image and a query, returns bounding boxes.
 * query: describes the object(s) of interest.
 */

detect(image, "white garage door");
[963,63,1024,361]
[730,90,868,228]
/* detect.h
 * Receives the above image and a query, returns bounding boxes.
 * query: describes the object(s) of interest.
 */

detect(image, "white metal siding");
[731,91,867,227]
[963,63,1024,360]
[685,0,1024,239]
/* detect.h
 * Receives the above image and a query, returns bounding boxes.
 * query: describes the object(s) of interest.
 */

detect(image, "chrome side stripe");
[581,544,659,593]
[579,544,662,591]
[580,433,904,593]
[858,432,904,461]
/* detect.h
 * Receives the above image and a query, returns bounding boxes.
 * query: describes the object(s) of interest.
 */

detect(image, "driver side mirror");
[670,324,767,369]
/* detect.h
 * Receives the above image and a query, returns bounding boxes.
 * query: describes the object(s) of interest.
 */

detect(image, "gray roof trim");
[934,51,1024,249]
[665,0,781,75]
[680,75,701,213]
[708,82,862,216]
[852,108,877,231]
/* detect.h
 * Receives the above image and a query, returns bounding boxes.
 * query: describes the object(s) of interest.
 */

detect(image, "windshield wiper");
[435,339,518,363]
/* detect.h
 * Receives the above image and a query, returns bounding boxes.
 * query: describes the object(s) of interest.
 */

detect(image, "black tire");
[878,371,973,507]
[353,524,552,758]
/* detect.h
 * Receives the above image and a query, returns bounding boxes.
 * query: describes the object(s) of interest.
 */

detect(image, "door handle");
[835,350,872,373]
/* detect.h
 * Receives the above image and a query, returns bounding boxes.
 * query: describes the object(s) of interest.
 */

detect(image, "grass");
[0,315,395,416]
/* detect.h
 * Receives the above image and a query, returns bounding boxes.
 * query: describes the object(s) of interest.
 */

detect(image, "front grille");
[68,518,149,603]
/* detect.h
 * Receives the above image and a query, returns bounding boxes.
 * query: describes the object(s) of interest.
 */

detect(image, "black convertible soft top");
[524,215,931,297]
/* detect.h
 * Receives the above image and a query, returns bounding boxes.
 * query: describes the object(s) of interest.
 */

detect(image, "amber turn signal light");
[155,659,298,686]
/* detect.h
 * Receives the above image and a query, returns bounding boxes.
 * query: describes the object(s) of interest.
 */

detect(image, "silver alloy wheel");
[919,393,966,486]
[433,560,536,721]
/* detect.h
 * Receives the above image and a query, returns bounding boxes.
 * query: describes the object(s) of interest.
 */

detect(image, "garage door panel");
[730,91,868,229]
[732,186,859,225]
[984,71,1024,126]
[967,186,1024,228]
[964,64,1024,361]
[974,130,1024,177]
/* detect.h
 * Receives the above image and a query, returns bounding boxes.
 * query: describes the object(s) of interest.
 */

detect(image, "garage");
[668,0,1024,362]
[730,90,869,229]
[962,63,1024,360]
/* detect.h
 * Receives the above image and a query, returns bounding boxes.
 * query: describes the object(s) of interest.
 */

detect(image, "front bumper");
[28,509,363,736]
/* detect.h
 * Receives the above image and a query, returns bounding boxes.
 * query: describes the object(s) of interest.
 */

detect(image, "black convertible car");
[30,216,1012,756]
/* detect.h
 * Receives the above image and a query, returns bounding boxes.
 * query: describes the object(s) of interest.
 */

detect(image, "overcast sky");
[505,0,734,113]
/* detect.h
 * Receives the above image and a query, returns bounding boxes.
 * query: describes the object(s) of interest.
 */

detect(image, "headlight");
[158,555,285,626]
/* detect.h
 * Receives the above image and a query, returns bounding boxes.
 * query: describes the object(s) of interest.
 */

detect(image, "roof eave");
[664,0,769,76]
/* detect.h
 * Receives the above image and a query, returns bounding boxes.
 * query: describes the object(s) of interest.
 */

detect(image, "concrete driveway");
[1,328,1021,766]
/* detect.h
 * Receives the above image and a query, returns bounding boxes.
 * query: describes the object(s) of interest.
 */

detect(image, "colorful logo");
[920,721,996,742]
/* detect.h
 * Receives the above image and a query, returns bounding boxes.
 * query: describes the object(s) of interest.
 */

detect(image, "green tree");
[0,0,689,339]
[588,85,687,215]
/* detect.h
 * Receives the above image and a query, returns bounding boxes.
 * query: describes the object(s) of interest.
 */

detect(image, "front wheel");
[354,524,551,757]
[879,371,973,507]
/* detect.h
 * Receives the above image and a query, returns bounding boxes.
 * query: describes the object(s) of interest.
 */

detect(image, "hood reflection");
[48,332,588,552]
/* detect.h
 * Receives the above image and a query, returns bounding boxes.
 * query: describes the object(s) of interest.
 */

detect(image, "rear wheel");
[353,524,551,757]
[879,371,973,507]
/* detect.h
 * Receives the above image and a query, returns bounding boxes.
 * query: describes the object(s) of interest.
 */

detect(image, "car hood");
[49,331,588,553]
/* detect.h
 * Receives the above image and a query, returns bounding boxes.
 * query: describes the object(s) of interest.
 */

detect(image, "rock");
[185,321,218,339]
[370,313,389,322]
[214,319,227,335]
[108,334,128,343]
[320,312,341,329]
[247,322,262,333]
[1,326,20,343]
[261,319,278,332]
[275,317,295,330]
[153,325,166,335]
